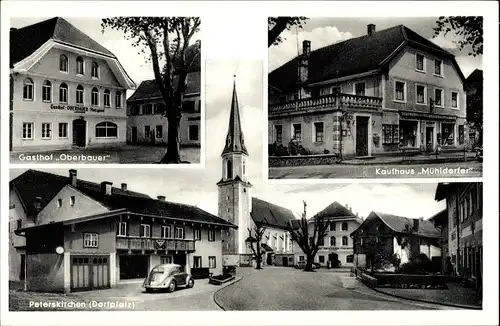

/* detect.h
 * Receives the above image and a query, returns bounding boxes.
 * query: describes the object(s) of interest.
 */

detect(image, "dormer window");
[59,55,68,72]
[91,62,99,78]
[76,57,84,75]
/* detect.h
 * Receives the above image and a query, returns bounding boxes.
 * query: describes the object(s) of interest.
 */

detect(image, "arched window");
[91,87,99,106]
[76,85,84,104]
[226,160,233,179]
[104,89,111,107]
[42,80,52,102]
[59,55,68,72]
[76,56,84,75]
[59,83,68,103]
[243,160,246,176]
[23,78,34,100]
[330,236,336,246]
[341,222,348,231]
[115,91,122,108]
[342,236,348,246]
[91,61,99,78]
[95,122,118,138]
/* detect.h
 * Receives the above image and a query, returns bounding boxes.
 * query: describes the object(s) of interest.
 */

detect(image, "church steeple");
[222,77,248,156]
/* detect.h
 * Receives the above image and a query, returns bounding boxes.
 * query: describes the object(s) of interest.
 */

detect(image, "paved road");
[215,267,448,310]
[269,161,482,179]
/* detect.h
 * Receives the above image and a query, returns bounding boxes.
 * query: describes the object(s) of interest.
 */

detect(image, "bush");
[268,142,290,156]
[324,149,330,154]
[397,254,436,275]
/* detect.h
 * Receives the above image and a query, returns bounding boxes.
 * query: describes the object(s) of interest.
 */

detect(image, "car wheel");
[187,279,194,288]
[168,280,177,292]
[145,288,153,293]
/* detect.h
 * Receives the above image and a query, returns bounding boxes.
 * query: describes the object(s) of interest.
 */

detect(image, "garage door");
[71,255,110,291]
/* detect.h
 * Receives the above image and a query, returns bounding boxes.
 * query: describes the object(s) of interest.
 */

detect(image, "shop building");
[9,169,235,293]
[269,24,468,159]
[9,17,136,152]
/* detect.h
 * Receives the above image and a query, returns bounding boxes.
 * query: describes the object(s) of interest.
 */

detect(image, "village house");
[268,24,468,159]
[9,17,136,152]
[465,69,483,147]
[434,182,483,290]
[9,169,235,293]
[350,211,441,270]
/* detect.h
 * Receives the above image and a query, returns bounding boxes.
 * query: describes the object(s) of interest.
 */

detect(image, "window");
[189,125,199,141]
[23,78,34,100]
[22,123,33,139]
[117,221,127,236]
[355,83,365,96]
[318,237,324,246]
[91,62,99,78]
[59,55,68,72]
[70,196,75,206]
[91,88,99,106]
[42,80,52,102]
[459,125,465,144]
[76,85,84,104]
[83,233,98,248]
[196,100,201,112]
[341,222,348,231]
[17,219,22,230]
[342,236,348,246]
[130,105,139,116]
[59,83,68,103]
[394,81,406,101]
[314,122,324,143]
[194,228,201,240]
[292,123,302,141]
[193,256,202,268]
[330,236,336,246]
[154,103,164,114]
[299,256,305,262]
[434,59,443,76]
[209,256,216,268]
[319,255,325,263]
[76,57,84,75]
[441,123,454,145]
[140,224,151,238]
[95,122,118,138]
[161,256,173,264]
[451,91,459,109]
[161,225,171,238]
[142,104,153,115]
[183,100,196,112]
[330,223,336,231]
[308,237,314,246]
[331,86,341,96]
[57,198,62,208]
[104,89,111,107]
[208,229,215,242]
[175,226,184,239]
[434,88,443,107]
[416,85,426,104]
[226,160,233,179]
[57,122,68,138]
[156,125,163,138]
[416,54,425,71]
[274,125,283,143]
[346,255,354,263]
[464,197,469,220]
[115,91,122,108]
[144,125,151,138]
[41,123,52,139]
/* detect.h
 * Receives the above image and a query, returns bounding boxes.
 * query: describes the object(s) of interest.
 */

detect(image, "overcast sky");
[10,60,445,221]
[269,17,482,78]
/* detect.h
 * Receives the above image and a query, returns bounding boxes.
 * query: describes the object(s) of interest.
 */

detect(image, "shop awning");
[400,111,457,122]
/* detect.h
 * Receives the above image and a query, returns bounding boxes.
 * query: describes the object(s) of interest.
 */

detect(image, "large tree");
[247,219,266,270]
[268,17,308,47]
[287,201,330,271]
[102,17,201,163]
[433,16,483,57]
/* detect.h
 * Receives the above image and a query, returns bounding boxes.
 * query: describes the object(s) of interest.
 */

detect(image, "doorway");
[131,127,138,144]
[119,255,149,280]
[266,253,273,266]
[20,254,25,281]
[72,119,86,147]
[71,255,110,291]
[282,257,288,267]
[355,116,369,156]
[426,126,434,151]
[329,253,339,268]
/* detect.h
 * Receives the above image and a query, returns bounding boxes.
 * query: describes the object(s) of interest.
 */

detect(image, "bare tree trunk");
[159,115,182,164]
[305,254,315,272]
[256,254,262,269]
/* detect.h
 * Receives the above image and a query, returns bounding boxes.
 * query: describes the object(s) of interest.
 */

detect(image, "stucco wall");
[64,219,116,254]
[26,253,65,292]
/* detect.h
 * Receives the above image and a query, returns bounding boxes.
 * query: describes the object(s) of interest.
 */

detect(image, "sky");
[268,17,482,78]
[10,59,445,220]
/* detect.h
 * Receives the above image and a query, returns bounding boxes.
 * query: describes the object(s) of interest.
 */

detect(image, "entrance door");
[71,255,110,291]
[282,257,288,267]
[266,253,273,265]
[426,127,434,151]
[173,253,187,271]
[72,119,86,147]
[119,255,149,279]
[355,117,369,156]
[329,253,339,268]
[131,127,138,144]
[20,254,25,281]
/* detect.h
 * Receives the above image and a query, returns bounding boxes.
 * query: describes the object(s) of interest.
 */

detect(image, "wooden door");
[131,127,138,143]
[71,255,109,291]
[355,117,369,156]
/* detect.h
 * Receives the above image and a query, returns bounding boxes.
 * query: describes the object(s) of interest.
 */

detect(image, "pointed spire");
[222,76,248,156]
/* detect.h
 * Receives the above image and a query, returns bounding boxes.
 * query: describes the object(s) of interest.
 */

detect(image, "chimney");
[101,181,113,195]
[121,183,127,191]
[367,24,376,36]
[298,40,311,86]
[157,195,166,201]
[413,218,419,231]
[345,204,349,210]
[349,207,353,213]
[356,212,359,217]
[69,169,77,187]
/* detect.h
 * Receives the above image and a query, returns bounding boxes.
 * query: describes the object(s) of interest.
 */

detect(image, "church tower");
[217,78,253,255]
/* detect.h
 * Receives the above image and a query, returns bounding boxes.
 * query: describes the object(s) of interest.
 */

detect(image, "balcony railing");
[269,93,382,115]
[116,237,195,251]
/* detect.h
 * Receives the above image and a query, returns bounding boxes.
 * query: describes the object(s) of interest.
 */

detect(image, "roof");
[127,71,201,102]
[366,211,440,238]
[312,201,356,219]
[466,69,483,85]
[221,81,248,156]
[434,182,452,201]
[251,197,296,230]
[269,24,464,94]
[428,209,448,228]
[261,243,274,252]
[10,17,115,67]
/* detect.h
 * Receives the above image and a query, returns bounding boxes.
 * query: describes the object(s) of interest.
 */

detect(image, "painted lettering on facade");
[50,104,105,113]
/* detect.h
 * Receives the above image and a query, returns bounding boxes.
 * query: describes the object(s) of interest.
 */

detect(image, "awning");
[400,111,457,122]
[261,243,274,252]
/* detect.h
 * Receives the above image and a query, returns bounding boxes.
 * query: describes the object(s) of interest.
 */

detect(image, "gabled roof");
[466,69,483,89]
[269,24,465,94]
[251,197,296,230]
[221,80,248,156]
[312,201,356,219]
[127,71,201,102]
[10,17,115,67]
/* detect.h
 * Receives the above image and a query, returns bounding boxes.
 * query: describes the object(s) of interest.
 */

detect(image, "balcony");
[269,93,382,116]
[116,237,195,252]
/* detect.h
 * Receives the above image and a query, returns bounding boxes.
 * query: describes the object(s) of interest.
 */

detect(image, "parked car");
[143,264,194,293]
[294,261,320,269]
[476,147,483,162]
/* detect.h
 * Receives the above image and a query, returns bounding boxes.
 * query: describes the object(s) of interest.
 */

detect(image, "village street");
[269,161,482,179]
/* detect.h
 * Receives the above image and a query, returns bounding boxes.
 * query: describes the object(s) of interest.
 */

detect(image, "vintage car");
[143,264,194,293]
[294,261,320,269]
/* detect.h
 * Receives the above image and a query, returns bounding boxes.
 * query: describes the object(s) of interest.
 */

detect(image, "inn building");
[9,17,136,152]
[9,169,235,293]
[269,24,468,159]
